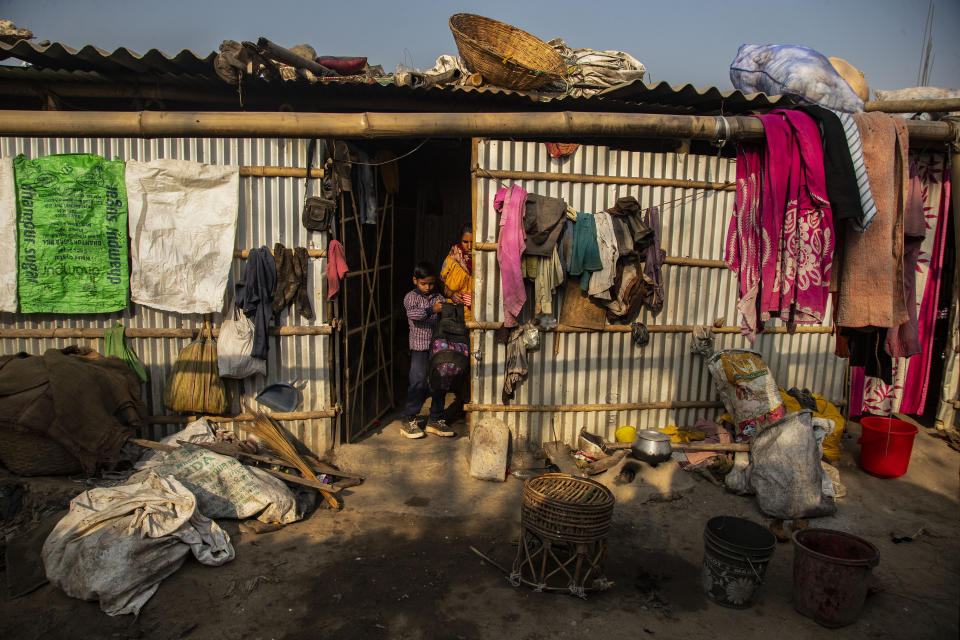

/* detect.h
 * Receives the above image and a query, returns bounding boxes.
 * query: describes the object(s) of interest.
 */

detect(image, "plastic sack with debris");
[730,44,864,113]
[549,38,646,97]
[749,410,837,519]
[42,472,234,616]
[133,441,301,524]
[706,349,785,440]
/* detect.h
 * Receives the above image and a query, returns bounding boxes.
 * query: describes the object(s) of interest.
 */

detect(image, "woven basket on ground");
[0,426,81,476]
[521,473,615,543]
[449,13,566,91]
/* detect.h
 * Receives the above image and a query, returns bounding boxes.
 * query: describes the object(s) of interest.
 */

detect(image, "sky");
[3,0,959,93]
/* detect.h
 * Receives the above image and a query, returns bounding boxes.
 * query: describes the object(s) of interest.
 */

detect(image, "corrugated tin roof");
[600,79,797,113]
[0,40,217,78]
[0,40,791,114]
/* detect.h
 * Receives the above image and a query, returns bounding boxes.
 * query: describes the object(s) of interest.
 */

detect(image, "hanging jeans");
[403,350,445,419]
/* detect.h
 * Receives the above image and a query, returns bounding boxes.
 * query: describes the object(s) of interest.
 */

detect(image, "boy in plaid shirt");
[400,262,454,438]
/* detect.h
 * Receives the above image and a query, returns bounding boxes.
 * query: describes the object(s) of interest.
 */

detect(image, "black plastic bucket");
[702,516,777,608]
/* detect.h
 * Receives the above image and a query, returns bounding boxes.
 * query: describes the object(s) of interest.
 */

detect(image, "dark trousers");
[403,350,445,420]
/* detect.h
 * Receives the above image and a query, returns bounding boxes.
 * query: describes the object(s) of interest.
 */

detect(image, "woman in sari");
[440,223,473,320]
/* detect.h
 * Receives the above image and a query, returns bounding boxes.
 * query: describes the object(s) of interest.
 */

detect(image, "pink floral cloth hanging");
[726,110,835,342]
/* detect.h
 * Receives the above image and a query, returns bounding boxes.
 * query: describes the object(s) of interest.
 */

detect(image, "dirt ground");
[1,417,957,640]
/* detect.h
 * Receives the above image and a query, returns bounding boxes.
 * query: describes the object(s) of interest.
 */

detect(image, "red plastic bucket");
[857,417,918,478]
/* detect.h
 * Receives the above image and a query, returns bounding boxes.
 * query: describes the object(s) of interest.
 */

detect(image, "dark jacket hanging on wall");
[606,196,652,258]
[522,193,567,257]
[237,246,277,360]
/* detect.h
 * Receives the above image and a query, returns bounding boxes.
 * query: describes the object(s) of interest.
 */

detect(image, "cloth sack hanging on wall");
[217,297,267,379]
[126,159,239,314]
[13,154,128,313]
[0,157,16,311]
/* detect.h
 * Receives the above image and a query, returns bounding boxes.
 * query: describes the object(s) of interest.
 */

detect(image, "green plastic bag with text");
[14,153,128,313]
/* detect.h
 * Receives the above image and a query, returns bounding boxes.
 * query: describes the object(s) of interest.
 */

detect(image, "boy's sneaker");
[424,418,454,437]
[400,417,425,439]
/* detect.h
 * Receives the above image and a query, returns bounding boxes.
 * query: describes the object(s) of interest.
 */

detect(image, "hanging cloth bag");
[164,325,229,414]
[301,139,339,232]
[217,298,267,379]
[104,323,148,383]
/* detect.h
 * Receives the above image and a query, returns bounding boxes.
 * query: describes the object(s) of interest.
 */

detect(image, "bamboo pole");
[238,165,325,178]
[0,325,333,339]
[473,168,736,191]
[0,110,952,143]
[464,401,724,412]
[464,321,833,334]
[672,442,750,452]
[473,241,724,268]
[146,409,338,424]
[234,248,327,258]
[605,440,751,452]
[864,98,960,113]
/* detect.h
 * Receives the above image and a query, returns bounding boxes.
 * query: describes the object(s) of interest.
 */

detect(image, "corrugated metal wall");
[0,136,334,453]
[473,139,845,446]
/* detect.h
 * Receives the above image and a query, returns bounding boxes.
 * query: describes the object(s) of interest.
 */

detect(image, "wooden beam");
[473,168,735,191]
[465,401,724,412]
[234,248,327,258]
[238,165,324,178]
[0,325,333,339]
[465,321,833,334]
[146,409,338,423]
[864,98,960,113]
[473,241,725,268]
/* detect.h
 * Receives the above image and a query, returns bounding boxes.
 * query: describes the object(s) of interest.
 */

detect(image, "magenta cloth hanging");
[724,143,764,340]
[726,110,834,342]
[494,185,527,327]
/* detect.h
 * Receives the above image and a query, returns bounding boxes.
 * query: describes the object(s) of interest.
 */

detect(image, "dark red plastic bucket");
[792,528,879,627]
[857,417,918,478]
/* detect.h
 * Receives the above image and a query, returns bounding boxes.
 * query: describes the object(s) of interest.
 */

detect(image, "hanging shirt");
[795,105,864,223]
[568,212,603,292]
[835,111,879,232]
[588,211,619,300]
[494,185,528,327]
[640,206,666,314]
[237,246,277,361]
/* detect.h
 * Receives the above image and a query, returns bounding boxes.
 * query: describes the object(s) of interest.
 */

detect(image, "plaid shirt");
[404,289,444,351]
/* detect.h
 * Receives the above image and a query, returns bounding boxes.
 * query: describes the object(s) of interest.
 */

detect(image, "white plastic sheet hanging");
[126,158,239,313]
[0,156,17,311]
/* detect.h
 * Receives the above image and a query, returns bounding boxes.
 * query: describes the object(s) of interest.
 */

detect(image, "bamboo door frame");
[336,166,396,443]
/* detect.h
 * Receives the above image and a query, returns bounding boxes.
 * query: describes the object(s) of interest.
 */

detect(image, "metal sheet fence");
[473,139,845,446]
[0,136,334,453]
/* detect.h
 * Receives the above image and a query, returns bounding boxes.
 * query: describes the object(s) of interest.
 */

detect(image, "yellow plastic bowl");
[615,425,637,443]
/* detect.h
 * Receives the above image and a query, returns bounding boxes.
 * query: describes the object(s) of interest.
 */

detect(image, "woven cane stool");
[512,473,615,597]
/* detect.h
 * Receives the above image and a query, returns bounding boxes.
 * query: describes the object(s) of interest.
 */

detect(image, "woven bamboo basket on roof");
[449,13,567,91]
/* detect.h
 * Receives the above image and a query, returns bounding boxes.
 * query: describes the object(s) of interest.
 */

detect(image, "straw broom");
[164,322,228,414]
[246,406,341,509]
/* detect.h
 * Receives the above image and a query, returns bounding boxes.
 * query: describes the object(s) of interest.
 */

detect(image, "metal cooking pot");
[630,429,673,465]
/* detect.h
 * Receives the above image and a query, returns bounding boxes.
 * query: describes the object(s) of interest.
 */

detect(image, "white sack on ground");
[133,442,301,524]
[134,418,216,469]
[126,159,239,313]
[42,472,234,616]
[749,410,837,519]
[0,157,17,311]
